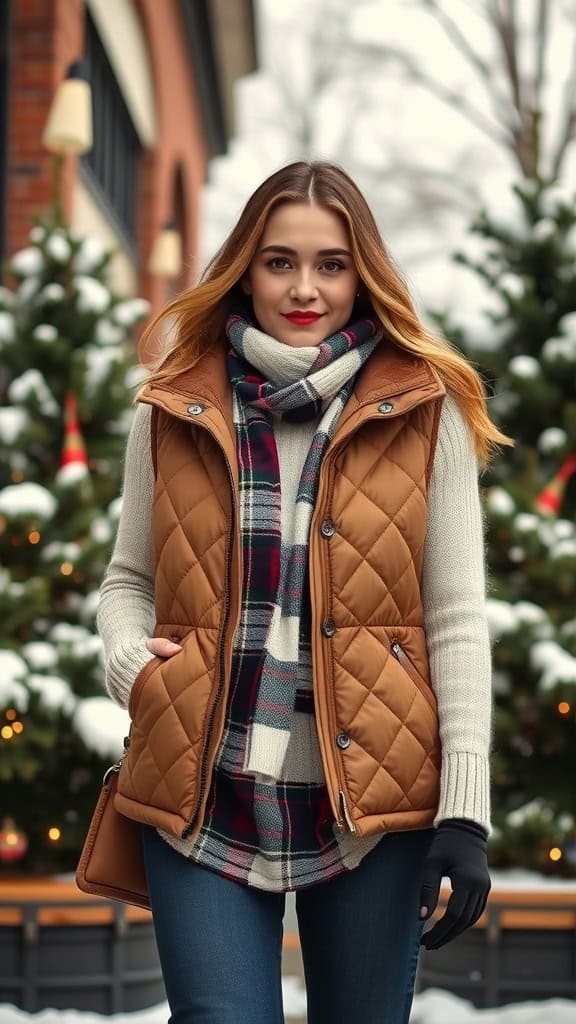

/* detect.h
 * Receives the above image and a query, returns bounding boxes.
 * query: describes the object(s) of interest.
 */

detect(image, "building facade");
[1,0,256,308]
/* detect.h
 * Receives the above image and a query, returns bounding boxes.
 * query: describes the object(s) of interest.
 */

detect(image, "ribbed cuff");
[434,752,491,834]
[106,637,155,709]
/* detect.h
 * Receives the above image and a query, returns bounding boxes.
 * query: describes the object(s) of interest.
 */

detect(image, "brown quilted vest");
[115,338,446,841]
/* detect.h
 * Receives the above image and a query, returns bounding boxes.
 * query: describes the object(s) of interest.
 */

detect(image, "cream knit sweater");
[97,338,493,834]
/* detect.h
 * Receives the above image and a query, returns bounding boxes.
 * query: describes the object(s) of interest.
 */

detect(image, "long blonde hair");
[138,161,512,465]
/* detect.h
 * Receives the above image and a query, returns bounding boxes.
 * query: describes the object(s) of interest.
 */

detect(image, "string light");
[60,562,74,576]
[48,827,61,842]
[12,722,23,734]
[1,726,14,740]
[558,702,571,715]
[4,831,19,848]
[28,530,41,544]
[11,470,24,483]
[5,709,17,721]
[549,847,562,862]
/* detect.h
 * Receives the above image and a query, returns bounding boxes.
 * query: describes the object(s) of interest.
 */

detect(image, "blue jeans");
[142,826,432,1024]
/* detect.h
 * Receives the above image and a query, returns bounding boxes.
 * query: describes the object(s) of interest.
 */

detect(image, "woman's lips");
[283,312,324,326]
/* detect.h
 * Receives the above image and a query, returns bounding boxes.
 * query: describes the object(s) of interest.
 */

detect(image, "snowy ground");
[2,988,576,1023]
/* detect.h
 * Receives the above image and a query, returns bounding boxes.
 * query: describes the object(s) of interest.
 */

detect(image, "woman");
[98,161,511,1024]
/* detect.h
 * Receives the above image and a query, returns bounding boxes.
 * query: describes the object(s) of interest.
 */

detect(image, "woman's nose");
[290,272,318,301]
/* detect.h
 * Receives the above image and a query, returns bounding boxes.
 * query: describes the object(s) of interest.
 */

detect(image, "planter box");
[417,885,576,1007]
[0,877,165,1014]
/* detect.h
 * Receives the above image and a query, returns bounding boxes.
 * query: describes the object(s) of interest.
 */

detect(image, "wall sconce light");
[148,221,182,278]
[42,61,93,155]
[42,61,93,225]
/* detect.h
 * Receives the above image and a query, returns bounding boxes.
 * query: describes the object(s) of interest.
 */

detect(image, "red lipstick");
[283,311,324,326]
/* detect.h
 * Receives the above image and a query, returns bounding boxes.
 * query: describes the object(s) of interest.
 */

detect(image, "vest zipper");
[311,436,361,834]
[181,435,237,840]
[340,791,356,833]
[391,640,436,710]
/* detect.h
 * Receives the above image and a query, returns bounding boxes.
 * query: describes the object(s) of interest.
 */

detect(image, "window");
[81,11,141,250]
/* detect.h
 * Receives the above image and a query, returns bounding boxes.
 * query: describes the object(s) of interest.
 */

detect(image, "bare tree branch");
[494,0,524,116]
[534,0,550,105]
[551,29,576,178]
[481,0,538,176]
[419,0,514,119]
[376,0,575,184]
[386,49,510,149]
[419,0,492,86]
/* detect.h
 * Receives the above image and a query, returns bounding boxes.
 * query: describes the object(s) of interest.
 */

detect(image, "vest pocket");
[128,656,162,720]
[390,640,436,712]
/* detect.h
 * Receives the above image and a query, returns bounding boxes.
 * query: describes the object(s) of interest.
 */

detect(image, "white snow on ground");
[1,988,576,1022]
[489,868,576,891]
[410,990,576,1023]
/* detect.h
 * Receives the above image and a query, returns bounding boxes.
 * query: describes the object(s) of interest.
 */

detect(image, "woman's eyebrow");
[258,244,353,257]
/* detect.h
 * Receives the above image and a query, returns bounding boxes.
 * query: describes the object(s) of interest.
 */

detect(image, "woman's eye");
[322,260,345,272]
[267,257,291,269]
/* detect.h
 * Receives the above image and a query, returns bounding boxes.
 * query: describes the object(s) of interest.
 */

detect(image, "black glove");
[419,818,490,950]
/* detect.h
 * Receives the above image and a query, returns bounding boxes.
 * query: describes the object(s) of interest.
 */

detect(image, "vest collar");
[138,336,445,425]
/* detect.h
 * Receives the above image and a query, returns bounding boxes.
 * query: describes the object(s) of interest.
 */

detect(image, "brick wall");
[136,0,207,311]
[5,0,208,318]
[6,0,84,258]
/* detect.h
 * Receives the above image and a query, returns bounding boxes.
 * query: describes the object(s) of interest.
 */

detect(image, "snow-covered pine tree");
[0,219,149,872]
[433,181,576,875]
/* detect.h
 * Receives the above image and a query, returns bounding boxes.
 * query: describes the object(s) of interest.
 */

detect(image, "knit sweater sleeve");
[422,392,492,832]
[96,402,156,708]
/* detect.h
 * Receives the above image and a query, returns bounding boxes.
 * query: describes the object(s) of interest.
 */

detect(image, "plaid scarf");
[226,314,381,782]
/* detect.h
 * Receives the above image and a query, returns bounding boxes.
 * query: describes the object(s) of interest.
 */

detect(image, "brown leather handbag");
[76,761,150,910]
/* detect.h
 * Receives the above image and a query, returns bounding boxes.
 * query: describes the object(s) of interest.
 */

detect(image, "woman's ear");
[241,275,252,295]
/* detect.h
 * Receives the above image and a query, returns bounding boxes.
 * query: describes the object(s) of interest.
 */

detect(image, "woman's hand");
[419,818,490,950]
[145,637,182,658]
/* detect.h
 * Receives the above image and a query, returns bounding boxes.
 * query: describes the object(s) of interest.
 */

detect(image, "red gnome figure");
[535,453,576,517]
[60,392,88,471]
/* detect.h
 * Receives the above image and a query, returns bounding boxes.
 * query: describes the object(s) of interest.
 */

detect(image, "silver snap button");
[336,732,351,750]
[378,402,394,414]
[321,618,336,638]
[187,403,205,416]
[320,519,335,538]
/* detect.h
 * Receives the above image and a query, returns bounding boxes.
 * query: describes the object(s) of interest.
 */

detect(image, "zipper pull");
[339,791,357,834]
[102,734,131,785]
[103,760,123,785]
